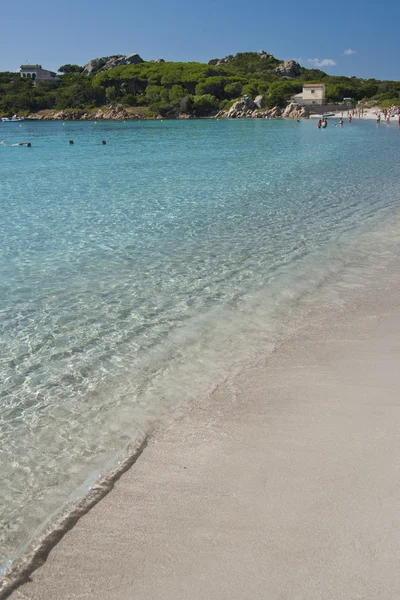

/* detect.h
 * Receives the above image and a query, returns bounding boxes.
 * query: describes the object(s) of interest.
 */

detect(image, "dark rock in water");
[83,54,144,75]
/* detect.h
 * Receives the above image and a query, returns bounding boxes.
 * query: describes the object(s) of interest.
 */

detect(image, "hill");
[1,51,399,118]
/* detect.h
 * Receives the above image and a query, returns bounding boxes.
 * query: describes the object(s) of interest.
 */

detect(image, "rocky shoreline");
[29,106,147,121]
[27,100,308,121]
[216,98,308,119]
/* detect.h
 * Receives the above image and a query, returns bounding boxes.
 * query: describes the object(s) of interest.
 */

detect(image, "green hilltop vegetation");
[1,52,400,117]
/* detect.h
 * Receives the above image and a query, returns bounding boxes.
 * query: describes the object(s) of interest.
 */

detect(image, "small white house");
[293,84,326,106]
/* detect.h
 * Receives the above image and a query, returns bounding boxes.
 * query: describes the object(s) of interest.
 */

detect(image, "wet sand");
[6,266,400,600]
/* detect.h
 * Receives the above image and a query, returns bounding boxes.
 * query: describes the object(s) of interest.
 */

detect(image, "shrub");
[179,95,194,113]
[192,94,219,115]
[378,98,400,108]
[195,76,227,98]
[220,98,236,110]
[224,82,242,99]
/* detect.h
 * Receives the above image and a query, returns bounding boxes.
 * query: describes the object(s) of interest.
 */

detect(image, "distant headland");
[1,51,399,120]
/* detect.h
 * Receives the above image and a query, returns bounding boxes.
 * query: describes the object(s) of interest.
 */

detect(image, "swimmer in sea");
[2,141,31,146]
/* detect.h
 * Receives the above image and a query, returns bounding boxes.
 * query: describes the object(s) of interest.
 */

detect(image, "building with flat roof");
[292,84,326,106]
[20,65,56,86]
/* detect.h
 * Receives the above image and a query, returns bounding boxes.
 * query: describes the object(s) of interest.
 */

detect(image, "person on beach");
[377,114,381,124]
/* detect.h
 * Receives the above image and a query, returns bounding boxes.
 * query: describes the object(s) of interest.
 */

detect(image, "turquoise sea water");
[1,118,400,571]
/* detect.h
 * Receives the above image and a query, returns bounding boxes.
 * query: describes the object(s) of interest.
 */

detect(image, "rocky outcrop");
[214,97,309,120]
[266,106,281,119]
[150,58,165,63]
[30,100,308,122]
[208,51,302,80]
[219,96,257,118]
[210,50,275,67]
[215,97,282,119]
[281,102,309,119]
[83,54,144,75]
[50,110,84,120]
[274,60,301,78]
[90,105,145,120]
[33,105,146,120]
[208,55,235,67]
[257,49,273,59]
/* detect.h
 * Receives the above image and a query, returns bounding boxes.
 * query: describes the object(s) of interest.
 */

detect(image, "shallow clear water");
[1,118,400,570]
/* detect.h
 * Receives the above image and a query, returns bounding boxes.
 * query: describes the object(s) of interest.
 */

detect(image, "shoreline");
[10,104,388,122]
[4,254,400,599]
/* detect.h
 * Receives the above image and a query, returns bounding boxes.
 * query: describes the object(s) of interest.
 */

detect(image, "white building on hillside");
[292,84,326,106]
[20,65,56,86]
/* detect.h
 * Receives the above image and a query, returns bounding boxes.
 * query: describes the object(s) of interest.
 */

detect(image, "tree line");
[1,53,399,117]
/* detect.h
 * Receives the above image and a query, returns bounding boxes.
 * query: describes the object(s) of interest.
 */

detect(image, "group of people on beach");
[342,109,363,118]
[339,106,400,125]
[317,104,400,128]
[375,106,400,124]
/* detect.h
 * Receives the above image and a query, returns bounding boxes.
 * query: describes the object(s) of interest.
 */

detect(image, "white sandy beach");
[4,261,400,600]
[310,107,397,120]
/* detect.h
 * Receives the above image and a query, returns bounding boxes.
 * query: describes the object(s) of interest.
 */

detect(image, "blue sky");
[0,0,398,80]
